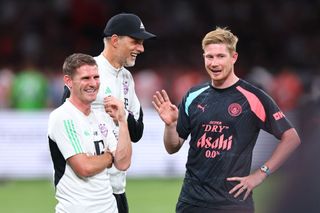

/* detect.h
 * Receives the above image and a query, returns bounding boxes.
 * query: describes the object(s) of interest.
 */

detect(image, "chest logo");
[228,103,242,117]
[197,104,206,112]
[99,123,108,137]
[104,87,112,95]
[123,80,129,95]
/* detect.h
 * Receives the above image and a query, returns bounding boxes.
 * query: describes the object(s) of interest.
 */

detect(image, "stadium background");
[1,0,320,212]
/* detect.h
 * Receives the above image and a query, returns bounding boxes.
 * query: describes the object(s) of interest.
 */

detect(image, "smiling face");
[116,36,145,67]
[203,43,238,88]
[65,64,100,107]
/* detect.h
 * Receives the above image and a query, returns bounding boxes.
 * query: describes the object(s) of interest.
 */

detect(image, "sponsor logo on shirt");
[273,111,285,120]
[197,121,232,159]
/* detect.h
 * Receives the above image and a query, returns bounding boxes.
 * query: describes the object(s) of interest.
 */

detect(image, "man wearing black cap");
[61,13,156,213]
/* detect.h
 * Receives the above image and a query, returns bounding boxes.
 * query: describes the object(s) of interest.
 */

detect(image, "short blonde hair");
[202,27,238,53]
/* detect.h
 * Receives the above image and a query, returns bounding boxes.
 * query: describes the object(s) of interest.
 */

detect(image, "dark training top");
[176,79,292,211]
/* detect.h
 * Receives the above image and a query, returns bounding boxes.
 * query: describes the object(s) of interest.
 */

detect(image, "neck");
[68,97,91,116]
[102,50,122,69]
[212,73,239,89]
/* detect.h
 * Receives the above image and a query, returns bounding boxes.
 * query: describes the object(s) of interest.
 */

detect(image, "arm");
[127,107,144,142]
[113,118,131,170]
[67,151,113,178]
[152,90,185,154]
[260,128,300,175]
[104,96,132,171]
[228,128,301,200]
[163,121,185,154]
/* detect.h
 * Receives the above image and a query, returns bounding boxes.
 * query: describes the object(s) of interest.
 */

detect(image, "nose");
[137,43,144,53]
[89,77,99,87]
[209,57,219,67]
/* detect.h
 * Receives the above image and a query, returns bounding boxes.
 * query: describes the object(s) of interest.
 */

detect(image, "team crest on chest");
[123,80,129,95]
[228,103,242,117]
[99,123,108,137]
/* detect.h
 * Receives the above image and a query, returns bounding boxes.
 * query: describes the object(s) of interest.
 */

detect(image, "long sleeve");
[127,107,144,142]
[61,85,70,105]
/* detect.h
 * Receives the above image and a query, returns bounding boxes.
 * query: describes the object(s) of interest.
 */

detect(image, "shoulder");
[180,82,211,108]
[237,79,272,100]
[48,103,73,136]
[94,54,103,63]
[188,81,210,93]
[120,67,133,79]
[184,81,211,98]
[49,102,74,123]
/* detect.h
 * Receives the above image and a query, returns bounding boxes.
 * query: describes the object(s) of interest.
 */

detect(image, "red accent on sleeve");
[236,86,266,122]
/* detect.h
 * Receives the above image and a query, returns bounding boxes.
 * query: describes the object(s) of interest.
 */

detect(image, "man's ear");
[63,75,72,89]
[110,34,119,47]
[232,51,238,64]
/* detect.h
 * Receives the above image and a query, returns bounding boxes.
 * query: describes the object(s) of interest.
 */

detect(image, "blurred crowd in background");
[1,0,320,111]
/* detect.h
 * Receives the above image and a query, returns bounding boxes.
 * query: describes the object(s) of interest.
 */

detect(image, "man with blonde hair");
[152,27,300,213]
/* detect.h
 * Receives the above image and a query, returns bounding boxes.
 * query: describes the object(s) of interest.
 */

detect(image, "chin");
[87,95,97,102]
[125,60,136,67]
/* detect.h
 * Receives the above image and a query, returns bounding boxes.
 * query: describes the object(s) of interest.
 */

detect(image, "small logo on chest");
[228,103,242,117]
[197,104,206,112]
[123,80,129,95]
[99,123,108,137]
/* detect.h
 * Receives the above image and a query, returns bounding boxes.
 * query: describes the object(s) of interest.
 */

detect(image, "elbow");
[129,127,143,143]
[113,151,132,171]
[115,161,131,171]
[165,146,179,155]
[74,165,94,178]
[295,137,302,147]
[285,128,301,150]
[130,135,142,143]
[164,143,180,155]
[292,129,302,147]
[127,112,144,143]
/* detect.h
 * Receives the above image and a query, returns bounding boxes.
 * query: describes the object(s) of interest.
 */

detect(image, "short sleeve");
[48,112,85,160]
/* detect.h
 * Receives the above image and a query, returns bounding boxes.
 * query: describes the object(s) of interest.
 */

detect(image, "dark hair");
[62,53,97,77]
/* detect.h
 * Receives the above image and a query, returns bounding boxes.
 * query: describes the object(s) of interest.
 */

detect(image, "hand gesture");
[152,90,178,125]
[227,170,267,200]
[104,96,126,122]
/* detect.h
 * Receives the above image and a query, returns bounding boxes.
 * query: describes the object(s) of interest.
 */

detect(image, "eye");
[204,54,214,59]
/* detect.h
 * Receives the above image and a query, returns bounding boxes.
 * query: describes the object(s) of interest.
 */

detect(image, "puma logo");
[197,104,206,112]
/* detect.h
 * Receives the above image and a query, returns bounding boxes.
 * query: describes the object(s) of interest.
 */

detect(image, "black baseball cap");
[103,13,156,40]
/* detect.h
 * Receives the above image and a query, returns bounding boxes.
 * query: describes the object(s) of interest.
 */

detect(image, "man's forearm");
[263,128,301,174]
[68,152,113,178]
[164,121,184,154]
[114,120,132,171]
